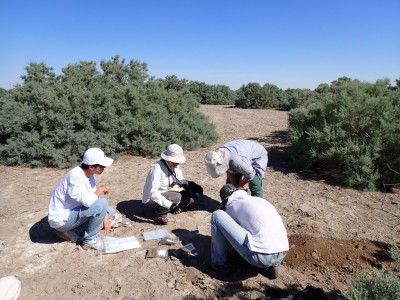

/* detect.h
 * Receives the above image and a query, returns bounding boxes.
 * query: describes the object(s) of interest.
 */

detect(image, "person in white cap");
[48,147,119,251]
[142,144,203,225]
[204,139,268,197]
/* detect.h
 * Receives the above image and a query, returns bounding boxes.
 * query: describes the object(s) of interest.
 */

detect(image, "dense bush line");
[234,82,317,110]
[0,56,218,167]
[288,77,400,190]
[157,75,237,105]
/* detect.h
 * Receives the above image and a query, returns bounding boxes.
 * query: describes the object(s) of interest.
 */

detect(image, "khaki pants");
[146,191,193,217]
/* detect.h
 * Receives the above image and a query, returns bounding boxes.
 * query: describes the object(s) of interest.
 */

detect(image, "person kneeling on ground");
[48,148,120,251]
[142,144,203,225]
[210,184,289,279]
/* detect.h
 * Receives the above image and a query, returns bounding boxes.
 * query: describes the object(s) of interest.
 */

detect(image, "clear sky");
[1,0,399,91]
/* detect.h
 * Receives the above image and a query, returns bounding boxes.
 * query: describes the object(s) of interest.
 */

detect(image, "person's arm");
[95,186,109,196]
[237,177,248,188]
[102,213,111,235]
[175,167,189,185]
[67,172,98,207]
[230,155,256,183]
[147,164,174,209]
[226,172,237,186]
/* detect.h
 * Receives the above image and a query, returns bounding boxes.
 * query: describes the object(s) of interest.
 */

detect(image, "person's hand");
[95,186,109,196]
[169,203,181,214]
[102,213,111,235]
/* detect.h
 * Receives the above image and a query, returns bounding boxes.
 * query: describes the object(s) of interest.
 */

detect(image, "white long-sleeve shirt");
[142,160,188,209]
[48,166,98,229]
[226,190,289,254]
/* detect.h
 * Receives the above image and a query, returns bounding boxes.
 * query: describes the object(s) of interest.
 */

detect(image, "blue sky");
[1,0,399,91]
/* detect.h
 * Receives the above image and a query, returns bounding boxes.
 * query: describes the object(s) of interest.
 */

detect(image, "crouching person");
[142,144,203,225]
[48,148,117,251]
[210,184,289,279]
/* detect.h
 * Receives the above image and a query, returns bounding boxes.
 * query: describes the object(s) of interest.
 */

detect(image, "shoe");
[82,236,105,252]
[56,230,80,243]
[263,265,280,279]
[110,213,123,228]
[154,216,168,225]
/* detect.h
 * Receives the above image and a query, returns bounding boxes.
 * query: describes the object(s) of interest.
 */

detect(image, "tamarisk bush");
[288,77,400,190]
[0,56,218,167]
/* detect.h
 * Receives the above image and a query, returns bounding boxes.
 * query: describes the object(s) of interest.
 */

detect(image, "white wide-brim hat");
[82,148,114,167]
[204,149,230,178]
[161,144,186,164]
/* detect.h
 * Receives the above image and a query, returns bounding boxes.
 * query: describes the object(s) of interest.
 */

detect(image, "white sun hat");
[161,144,186,164]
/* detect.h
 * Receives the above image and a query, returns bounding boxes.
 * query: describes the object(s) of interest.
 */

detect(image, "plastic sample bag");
[103,236,141,254]
[142,229,170,241]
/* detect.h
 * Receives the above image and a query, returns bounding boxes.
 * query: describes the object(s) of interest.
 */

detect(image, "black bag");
[182,181,203,198]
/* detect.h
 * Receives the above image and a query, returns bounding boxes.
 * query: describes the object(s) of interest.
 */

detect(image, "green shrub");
[343,268,400,300]
[235,82,315,110]
[343,240,400,300]
[187,81,236,105]
[0,56,218,167]
[288,77,400,190]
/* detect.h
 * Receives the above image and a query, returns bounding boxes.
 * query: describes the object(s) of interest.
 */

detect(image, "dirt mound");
[285,233,391,271]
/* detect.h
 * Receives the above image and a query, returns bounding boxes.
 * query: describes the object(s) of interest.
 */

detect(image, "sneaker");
[263,265,280,279]
[56,230,80,243]
[82,236,105,252]
[110,213,123,228]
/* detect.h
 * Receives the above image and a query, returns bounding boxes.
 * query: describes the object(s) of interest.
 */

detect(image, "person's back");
[210,184,288,279]
[226,190,288,254]
[48,166,97,228]
[204,139,268,197]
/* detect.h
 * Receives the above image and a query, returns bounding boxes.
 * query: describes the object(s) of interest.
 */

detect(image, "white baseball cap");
[82,148,113,167]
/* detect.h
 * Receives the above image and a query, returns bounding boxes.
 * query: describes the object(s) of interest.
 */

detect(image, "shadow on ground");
[117,194,220,224]
[29,216,63,244]
[249,130,340,186]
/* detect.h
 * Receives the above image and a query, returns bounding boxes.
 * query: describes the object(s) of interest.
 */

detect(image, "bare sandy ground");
[1,105,399,300]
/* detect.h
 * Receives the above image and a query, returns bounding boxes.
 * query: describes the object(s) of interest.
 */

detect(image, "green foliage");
[235,82,314,110]
[343,268,400,300]
[188,81,237,105]
[155,76,237,105]
[389,242,400,271]
[288,77,400,190]
[0,55,218,167]
[281,88,319,110]
[343,241,400,300]
[0,88,8,98]
[235,82,264,108]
